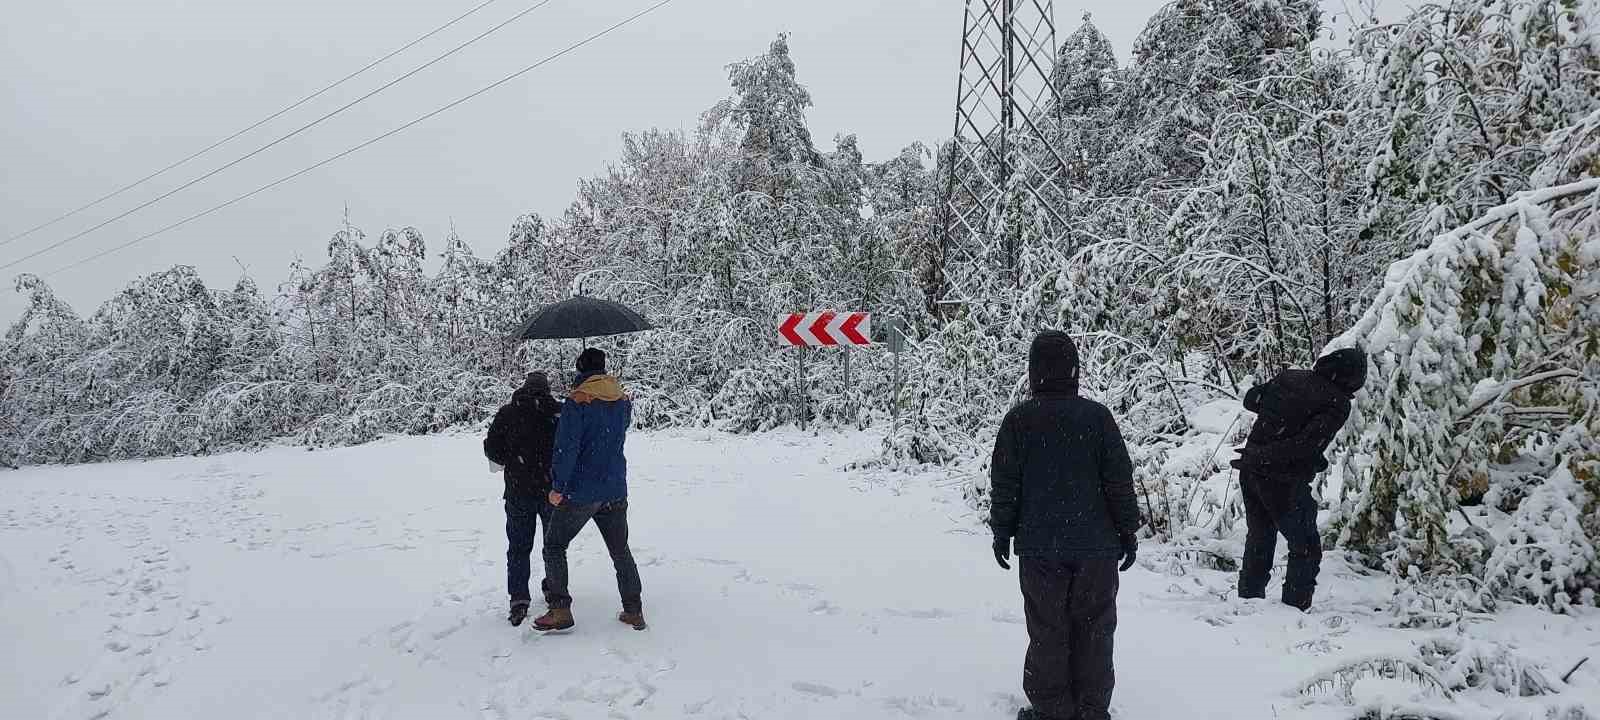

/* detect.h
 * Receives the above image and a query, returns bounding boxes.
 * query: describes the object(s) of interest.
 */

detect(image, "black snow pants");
[1237,468,1322,609]
[1019,557,1119,720]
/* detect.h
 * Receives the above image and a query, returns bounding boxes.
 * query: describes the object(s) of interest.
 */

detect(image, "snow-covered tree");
[1331,178,1600,610]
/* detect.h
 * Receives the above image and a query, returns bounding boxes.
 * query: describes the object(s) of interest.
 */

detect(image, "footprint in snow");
[988,691,1027,714]
[556,673,653,708]
[991,609,1024,624]
[809,600,842,616]
[885,694,964,714]
[885,608,956,620]
[780,582,821,596]
[791,681,843,698]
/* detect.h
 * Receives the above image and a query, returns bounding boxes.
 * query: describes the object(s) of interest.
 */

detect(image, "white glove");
[489,461,504,474]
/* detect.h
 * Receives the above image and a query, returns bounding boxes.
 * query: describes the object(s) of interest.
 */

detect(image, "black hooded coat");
[484,375,562,504]
[989,332,1141,558]
[1233,348,1368,478]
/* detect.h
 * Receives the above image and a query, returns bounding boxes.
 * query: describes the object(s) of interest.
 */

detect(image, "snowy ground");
[2,430,1596,720]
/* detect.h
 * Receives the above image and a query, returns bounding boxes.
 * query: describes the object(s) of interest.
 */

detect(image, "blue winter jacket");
[551,372,632,504]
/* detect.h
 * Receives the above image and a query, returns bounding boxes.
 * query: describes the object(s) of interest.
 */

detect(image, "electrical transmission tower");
[932,0,1069,310]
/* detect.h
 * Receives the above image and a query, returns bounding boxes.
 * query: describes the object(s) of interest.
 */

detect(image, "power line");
[36,0,680,280]
[1,0,503,248]
[2,0,556,271]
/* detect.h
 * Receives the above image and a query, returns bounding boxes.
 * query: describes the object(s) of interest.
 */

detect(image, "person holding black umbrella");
[483,371,562,627]
[534,348,646,633]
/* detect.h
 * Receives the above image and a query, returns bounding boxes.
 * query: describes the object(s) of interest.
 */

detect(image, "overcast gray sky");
[0,0,1402,323]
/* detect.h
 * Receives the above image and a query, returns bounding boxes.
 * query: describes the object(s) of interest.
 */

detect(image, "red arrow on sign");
[779,313,806,346]
[838,313,869,345]
[809,311,838,346]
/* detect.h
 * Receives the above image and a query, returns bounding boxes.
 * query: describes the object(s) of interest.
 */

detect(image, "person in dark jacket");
[991,331,1141,720]
[483,371,561,626]
[1231,347,1367,611]
[534,348,645,633]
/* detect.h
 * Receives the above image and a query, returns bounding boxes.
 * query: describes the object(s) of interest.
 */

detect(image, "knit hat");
[576,347,607,374]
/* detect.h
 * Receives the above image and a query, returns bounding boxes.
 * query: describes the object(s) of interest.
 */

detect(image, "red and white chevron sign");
[779,311,871,347]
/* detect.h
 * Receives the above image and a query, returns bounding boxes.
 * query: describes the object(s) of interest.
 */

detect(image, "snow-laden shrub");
[1351,704,1595,720]
[1416,636,1559,697]
[711,356,804,433]
[1297,639,1566,720]
[879,319,1014,466]
[1387,571,1497,630]
[1484,465,1600,611]
[1297,654,1457,703]
[1130,398,1249,539]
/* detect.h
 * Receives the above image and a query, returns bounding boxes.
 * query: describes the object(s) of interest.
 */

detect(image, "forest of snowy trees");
[4,0,1599,612]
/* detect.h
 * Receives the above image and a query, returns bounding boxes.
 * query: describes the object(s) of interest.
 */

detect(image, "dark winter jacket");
[1232,348,1367,478]
[990,332,1141,559]
[484,377,561,503]
[552,372,632,505]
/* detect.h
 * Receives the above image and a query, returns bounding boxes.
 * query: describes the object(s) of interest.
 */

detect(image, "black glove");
[1229,447,1253,471]
[1118,533,1138,572]
[993,535,1012,570]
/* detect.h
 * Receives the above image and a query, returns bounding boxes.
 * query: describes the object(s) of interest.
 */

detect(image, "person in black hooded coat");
[1231,347,1367,611]
[484,371,561,625]
[990,331,1141,720]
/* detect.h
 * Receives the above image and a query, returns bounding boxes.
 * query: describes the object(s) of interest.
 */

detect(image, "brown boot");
[533,607,575,633]
[617,610,647,631]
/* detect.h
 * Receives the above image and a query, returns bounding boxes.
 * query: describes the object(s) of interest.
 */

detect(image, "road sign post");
[891,332,902,429]
[882,318,908,436]
[797,344,807,431]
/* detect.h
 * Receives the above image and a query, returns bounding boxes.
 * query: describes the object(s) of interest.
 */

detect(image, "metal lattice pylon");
[933,0,1070,308]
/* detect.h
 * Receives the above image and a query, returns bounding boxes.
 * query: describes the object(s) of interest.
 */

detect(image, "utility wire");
[36,0,679,279]
[1,0,502,248]
[2,0,555,270]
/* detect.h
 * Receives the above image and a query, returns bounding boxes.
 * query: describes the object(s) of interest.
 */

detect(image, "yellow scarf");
[572,374,627,404]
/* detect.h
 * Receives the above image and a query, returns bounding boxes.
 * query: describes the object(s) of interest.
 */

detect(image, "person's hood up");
[571,374,627,404]
[512,373,557,408]
[1314,347,1368,397]
[1028,331,1080,395]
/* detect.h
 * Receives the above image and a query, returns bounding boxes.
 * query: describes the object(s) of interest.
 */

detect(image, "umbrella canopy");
[512,296,654,340]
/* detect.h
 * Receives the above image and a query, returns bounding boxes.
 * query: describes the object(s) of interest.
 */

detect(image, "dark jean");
[1237,469,1323,608]
[542,499,642,613]
[505,495,551,606]
[1019,557,1119,720]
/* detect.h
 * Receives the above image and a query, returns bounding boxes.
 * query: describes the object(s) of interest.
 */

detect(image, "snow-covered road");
[3,430,1596,719]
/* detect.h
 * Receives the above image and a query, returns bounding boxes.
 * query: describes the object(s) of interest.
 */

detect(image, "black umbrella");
[512,296,654,341]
